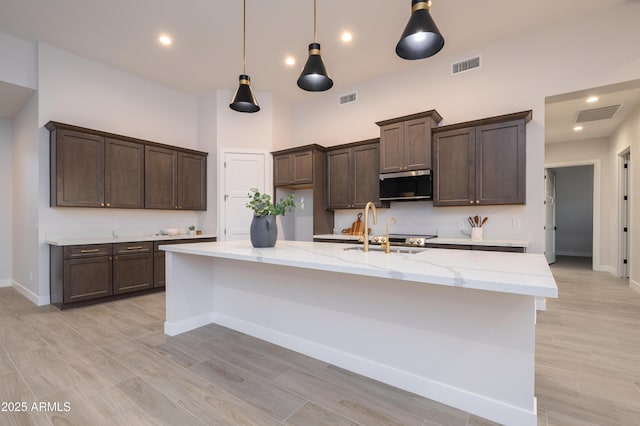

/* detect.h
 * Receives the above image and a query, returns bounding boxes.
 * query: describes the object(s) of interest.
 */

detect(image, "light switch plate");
[512,218,521,229]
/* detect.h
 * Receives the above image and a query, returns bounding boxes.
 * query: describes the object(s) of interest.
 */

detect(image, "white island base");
[163,241,557,426]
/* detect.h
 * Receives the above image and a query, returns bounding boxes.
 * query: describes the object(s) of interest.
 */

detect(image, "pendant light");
[230,0,260,113]
[396,0,445,60]
[297,0,333,92]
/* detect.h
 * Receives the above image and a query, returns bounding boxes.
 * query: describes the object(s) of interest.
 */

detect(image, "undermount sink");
[343,246,425,254]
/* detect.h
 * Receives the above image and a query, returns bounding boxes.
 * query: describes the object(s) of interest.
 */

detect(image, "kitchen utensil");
[474,215,479,227]
[468,216,476,228]
[481,217,488,227]
[352,213,364,235]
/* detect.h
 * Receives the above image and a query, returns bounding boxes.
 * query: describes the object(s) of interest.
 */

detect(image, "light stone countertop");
[46,233,217,247]
[313,234,529,248]
[162,240,556,298]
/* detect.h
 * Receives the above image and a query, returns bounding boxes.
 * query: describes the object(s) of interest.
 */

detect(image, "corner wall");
[0,118,12,286]
[609,105,640,289]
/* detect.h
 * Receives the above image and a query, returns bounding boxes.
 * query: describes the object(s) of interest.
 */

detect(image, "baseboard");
[0,279,11,288]
[211,312,538,426]
[164,312,217,336]
[556,251,593,257]
[631,279,640,294]
[11,280,50,306]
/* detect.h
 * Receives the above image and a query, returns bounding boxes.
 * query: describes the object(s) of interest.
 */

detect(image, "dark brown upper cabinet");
[274,149,313,187]
[145,146,177,209]
[327,140,388,210]
[105,138,144,208]
[376,110,443,174]
[47,121,207,211]
[50,129,105,207]
[271,145,333,235]
[178,152,207,211]
[432,111,531,206]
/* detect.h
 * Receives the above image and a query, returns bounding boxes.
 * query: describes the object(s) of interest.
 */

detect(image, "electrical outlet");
[29,271,33,281]
[457,219,466,229]
[115,220,121,229]
[512,218,521,229]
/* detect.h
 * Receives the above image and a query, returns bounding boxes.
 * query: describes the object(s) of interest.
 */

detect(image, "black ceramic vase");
[250,215,277,248]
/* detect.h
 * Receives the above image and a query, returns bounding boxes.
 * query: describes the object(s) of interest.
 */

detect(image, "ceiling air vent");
[452,56,481,75]
[339,92,357,105]
[575,104,622,123]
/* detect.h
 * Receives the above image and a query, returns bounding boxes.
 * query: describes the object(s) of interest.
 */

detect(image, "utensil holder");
[471,228,483,241]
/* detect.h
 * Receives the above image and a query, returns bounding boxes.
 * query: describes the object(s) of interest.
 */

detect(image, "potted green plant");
[245,188,298,247]
[187,225,196,236]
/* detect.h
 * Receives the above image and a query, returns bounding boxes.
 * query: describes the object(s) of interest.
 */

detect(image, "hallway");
[537,256,640,425]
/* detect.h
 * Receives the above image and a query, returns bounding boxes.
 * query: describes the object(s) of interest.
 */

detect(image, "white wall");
[553,166,594,257]
[12,93,39,301]
[0,32,37,90]
[33,44,204,304]
[609,105,640,290]
[288,1,640,254]
[0,118,12,286]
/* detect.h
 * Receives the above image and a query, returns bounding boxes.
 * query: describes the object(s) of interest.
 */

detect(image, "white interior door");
[221,151,268,241]
[544,169,557,264]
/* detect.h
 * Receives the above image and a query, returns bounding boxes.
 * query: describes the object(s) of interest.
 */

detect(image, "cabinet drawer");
[64,244,112,259]
[114,242,152,254]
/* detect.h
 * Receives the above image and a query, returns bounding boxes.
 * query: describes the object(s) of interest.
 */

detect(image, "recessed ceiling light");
[341,32,353,43]
[586,96,599,103]
[574,125,584,131]
[158,34,172,46]
[285,56,296,66]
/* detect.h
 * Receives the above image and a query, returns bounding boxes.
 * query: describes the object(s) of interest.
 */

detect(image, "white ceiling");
[0,0,636,143]
[545,80,640,144]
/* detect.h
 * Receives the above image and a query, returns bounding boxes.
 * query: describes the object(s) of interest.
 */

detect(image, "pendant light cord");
[313,0,317,42]
[243,0,246,74]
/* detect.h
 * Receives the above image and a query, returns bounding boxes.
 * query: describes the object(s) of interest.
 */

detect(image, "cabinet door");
[113,252,154,294]
[145,146,177,209]
[54,130,105,207]
[293,150,313,184]
[178,152,207,210]
[433,128,476,206]
[63,256,113,303]
[154,251,165,288]
[475,120,526,205]
[105,138,144,208]
[274,154,293,186]
[353,144,382,208]
[327,148,353,209]
[379,123,404,173]
[404,117,432,170]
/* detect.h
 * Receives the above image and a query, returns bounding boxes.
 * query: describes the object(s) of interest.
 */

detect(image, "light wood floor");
[0,256,638,425]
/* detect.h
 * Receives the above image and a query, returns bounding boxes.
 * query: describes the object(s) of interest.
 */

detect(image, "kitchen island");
[162,240,557,426]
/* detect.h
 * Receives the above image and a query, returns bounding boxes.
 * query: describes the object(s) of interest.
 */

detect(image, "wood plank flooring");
[0,256,638,425]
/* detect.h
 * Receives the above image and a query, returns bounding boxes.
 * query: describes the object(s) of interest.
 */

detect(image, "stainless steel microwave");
[379,170,433,201]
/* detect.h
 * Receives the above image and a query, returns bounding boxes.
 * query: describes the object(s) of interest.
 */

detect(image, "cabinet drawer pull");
[469,200,474,204]
[80,249,100,253]
[126,246,144,250]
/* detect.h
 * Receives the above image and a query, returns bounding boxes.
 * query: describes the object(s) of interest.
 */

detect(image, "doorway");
[620,149,630,278]
[544,162,598,269]
[218,150,271,241]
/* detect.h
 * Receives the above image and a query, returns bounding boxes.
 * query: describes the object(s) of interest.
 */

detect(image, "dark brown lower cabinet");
[154,252,166,288]
[63,256,113,303]
[113,242,153,294]
[425,243,525,253]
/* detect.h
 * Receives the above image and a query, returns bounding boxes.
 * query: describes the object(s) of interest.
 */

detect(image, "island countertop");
[46,233,217,247]
[162,240,557,298]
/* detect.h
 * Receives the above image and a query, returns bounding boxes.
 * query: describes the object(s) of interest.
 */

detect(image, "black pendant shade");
[230,74,260,113]
[229,0,260,113]
[297,43,333,92]
[396,0,445,60]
